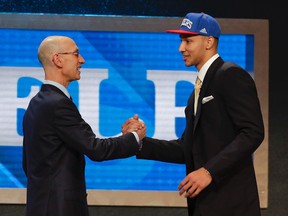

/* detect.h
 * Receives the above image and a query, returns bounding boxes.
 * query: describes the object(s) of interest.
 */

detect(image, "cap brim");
[166,30,200,35]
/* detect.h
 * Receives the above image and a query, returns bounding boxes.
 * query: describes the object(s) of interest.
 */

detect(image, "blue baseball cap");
[166,12,221,38]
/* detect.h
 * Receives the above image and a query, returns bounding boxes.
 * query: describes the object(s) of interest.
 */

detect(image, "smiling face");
[178,34,218,71]
[56,37,85,83]
[38,36,86,88]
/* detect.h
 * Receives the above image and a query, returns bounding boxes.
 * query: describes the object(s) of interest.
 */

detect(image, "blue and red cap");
[166,12,221,38]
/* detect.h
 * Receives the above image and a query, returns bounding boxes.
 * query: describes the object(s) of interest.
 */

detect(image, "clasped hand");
[122,114,146,140]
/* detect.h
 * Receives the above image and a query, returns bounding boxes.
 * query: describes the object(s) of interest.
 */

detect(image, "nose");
[79,54,85,64]
[178,42,185,52]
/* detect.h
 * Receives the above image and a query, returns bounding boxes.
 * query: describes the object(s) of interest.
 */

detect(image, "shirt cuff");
[131,131,142,150]
[131,131,140,143]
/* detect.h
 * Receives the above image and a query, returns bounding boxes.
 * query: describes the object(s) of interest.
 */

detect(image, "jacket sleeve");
[136,137,185,164]
[54,98,139,161]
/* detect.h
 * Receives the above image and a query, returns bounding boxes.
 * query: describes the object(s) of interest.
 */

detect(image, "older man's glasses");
[57,51,80,57]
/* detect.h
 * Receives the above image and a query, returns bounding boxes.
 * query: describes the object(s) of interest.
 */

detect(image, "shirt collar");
[197,53,219,82]
[44,80,71,99]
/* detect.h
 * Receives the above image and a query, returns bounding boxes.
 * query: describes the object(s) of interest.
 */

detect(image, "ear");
[52,54,63,68]
[206,36,215,50]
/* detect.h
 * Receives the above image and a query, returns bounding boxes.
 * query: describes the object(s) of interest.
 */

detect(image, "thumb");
[133,114,139,120]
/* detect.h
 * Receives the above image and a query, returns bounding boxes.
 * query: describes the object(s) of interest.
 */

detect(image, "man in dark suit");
[22,35,146,216]
[122,12,264,216]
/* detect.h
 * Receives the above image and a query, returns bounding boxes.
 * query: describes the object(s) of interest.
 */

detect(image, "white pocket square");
[202,95,214,104]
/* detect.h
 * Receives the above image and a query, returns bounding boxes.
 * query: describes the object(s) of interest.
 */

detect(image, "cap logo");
[181,18,192,29]
[200,28,207,34]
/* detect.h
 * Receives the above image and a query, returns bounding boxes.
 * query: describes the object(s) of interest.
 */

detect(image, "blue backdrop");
[0,28,253,191]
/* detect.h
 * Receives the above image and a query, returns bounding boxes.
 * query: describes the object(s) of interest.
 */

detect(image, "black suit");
[23,84,139,216]
[137,57,264,216]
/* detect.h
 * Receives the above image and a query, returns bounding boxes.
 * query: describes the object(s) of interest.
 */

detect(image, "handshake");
[122,114,146,141]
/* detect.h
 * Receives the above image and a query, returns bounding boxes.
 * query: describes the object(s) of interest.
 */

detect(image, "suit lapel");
[193,57,224,132]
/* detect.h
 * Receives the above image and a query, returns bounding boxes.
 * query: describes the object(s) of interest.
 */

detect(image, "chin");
[72,77,80,82]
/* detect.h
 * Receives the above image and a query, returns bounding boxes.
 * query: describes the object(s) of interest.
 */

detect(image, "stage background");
[0,15,268,209]
[0,0,287,216]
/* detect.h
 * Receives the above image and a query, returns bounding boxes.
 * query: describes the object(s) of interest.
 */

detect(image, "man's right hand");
[122,114,145,134]
[122,114,146,141]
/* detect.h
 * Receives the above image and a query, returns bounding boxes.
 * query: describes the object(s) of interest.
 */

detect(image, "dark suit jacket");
[137,57,265,216]
[22,84,139,216]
